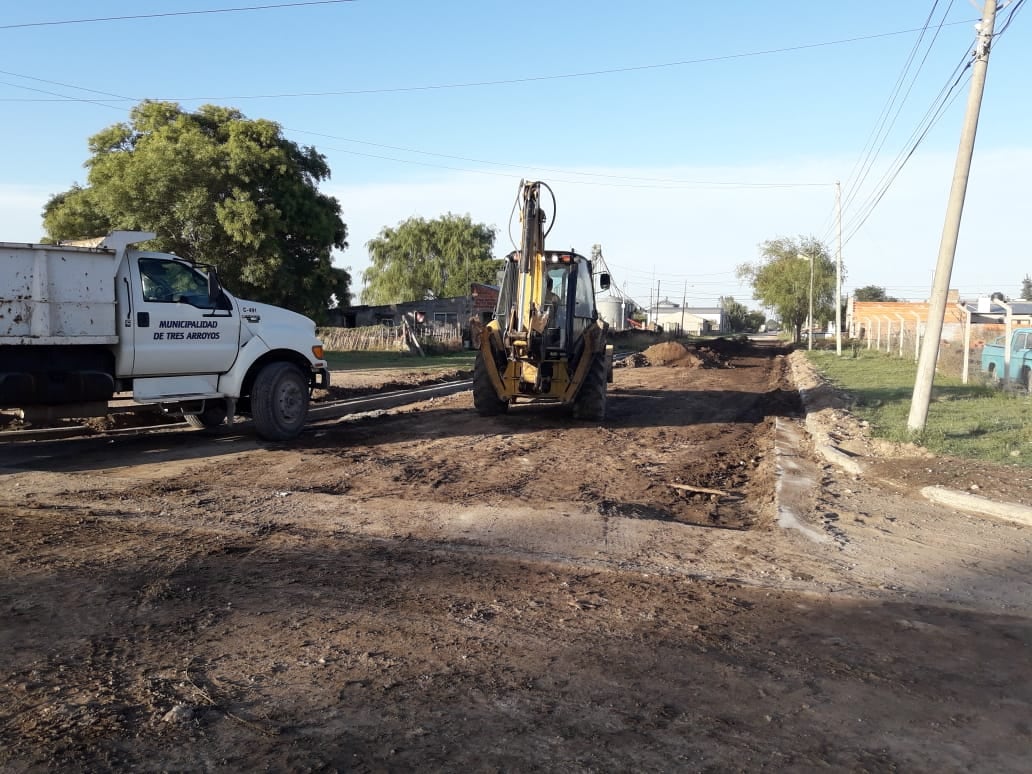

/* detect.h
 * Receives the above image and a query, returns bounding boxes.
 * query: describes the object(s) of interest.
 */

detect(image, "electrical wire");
[829,0,1026,249]
[0,19,978,103]
[840,66,970,246]
[815,0,953,243]
[839,1,954,222]
[819,42,972,247]
[0,1,355,30]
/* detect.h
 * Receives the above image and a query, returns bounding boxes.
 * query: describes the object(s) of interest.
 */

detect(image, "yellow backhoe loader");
[469,180,613,419]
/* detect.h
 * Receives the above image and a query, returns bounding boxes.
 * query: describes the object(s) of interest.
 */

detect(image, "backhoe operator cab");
[470,180,613,419]
[495,251,607,369]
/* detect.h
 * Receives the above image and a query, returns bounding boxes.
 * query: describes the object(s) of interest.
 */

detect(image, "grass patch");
[324,350,475,372]
[806,349,1032,467]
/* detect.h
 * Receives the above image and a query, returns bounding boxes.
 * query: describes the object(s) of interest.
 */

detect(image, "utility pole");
[656,280,661,330]
[680,281,687,335]
[808,250,814,351]
[835,180,843,356]
[908,0,997,432]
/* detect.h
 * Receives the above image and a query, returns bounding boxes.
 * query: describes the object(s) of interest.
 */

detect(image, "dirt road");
[2,342,1031,771]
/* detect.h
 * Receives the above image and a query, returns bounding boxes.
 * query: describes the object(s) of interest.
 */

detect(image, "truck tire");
[184,399,228,431]
[473,351,508,415]
[251,362,309,441]
[1021,366,1031,394]
[572,353,607,421]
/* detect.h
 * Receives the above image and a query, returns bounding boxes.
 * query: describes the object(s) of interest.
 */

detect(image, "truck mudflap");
[313,367,331,390]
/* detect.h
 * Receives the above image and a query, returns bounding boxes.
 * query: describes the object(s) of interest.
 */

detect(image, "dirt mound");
[641,341,705,368]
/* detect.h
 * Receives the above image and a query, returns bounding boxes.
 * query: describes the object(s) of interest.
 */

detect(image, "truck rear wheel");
[184,399,228,431]
[572,353,607,421]
[473,351,508,415]
[251,362,309,441]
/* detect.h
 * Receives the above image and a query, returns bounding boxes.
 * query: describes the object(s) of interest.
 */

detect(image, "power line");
[0,79,125,111]
[829,0,1026,248]
[0,1,355,31]
[288,129,830,188]
[0,19,978,103]
[0,68,840,191]
[315,141,832,191]
[839,1,955,224]
[840,67,970,246]
[819,44,972,247]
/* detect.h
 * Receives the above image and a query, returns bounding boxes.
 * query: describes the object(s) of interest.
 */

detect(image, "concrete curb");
[921,486,1032,527]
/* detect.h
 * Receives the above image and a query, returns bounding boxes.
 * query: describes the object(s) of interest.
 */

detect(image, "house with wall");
[685,306,729,334]
[646,298,718,335]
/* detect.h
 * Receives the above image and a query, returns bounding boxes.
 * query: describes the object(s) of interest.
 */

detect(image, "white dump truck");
[0,231,329,440]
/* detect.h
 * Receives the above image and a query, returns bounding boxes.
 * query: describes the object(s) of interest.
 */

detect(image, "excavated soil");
[2,341,1032,772]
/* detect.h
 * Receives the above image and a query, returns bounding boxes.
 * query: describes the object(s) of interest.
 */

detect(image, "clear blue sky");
[1,1,1029,310]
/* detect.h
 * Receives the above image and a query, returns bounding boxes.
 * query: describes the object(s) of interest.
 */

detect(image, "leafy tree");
[42,100,349,322]
[736,236,838,344]
[744,309,767,333]
[719,296,766,333]
[1020,274,1031,301]
[719,295,750,332]
[853,285,899,302]
[362,214,499,304]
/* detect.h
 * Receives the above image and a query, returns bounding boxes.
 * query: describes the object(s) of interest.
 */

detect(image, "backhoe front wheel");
[572,353,607,421]
[251,362,310,441]
[473,351,508,415]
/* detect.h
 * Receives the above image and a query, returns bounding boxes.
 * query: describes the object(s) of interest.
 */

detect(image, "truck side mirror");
[599,273,611,291]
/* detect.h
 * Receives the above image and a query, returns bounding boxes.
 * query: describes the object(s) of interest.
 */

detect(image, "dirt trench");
[2,341,1031,772]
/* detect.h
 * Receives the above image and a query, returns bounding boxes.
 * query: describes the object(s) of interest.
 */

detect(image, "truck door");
[127,256,240,377]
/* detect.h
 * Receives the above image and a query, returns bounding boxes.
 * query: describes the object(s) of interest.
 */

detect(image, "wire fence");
[834,320,1018,383]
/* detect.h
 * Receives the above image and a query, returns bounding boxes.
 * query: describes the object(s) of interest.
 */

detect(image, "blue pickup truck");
[981,328,1032,391]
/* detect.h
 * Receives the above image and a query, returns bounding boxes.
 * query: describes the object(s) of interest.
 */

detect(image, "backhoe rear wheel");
[473,351,508,415]
[572,353,607,421]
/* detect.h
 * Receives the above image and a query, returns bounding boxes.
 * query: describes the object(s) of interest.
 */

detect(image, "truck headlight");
[312,345,325,360]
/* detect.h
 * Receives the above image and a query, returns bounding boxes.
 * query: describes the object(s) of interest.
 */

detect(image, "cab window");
[574,260,595,319]
[139,258,215,308]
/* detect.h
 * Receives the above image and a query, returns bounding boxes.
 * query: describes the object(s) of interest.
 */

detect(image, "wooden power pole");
[907,0,998,433]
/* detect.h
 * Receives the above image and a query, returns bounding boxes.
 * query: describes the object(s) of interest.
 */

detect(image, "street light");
[797,253,814,350]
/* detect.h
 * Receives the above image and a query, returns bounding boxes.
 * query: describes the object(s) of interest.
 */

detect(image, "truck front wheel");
[251,362,309,441]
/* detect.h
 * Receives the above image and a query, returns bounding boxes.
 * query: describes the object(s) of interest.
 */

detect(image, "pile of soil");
[640,341,706,368]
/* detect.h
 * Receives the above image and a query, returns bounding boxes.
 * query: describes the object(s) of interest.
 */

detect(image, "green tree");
[42,100,349,322]
[1020,274,1032,301]
[719,295,750,332]
[736,236,838,344]
[362,214,499,304]
[853,285,899,302]
[744,309,767,333]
